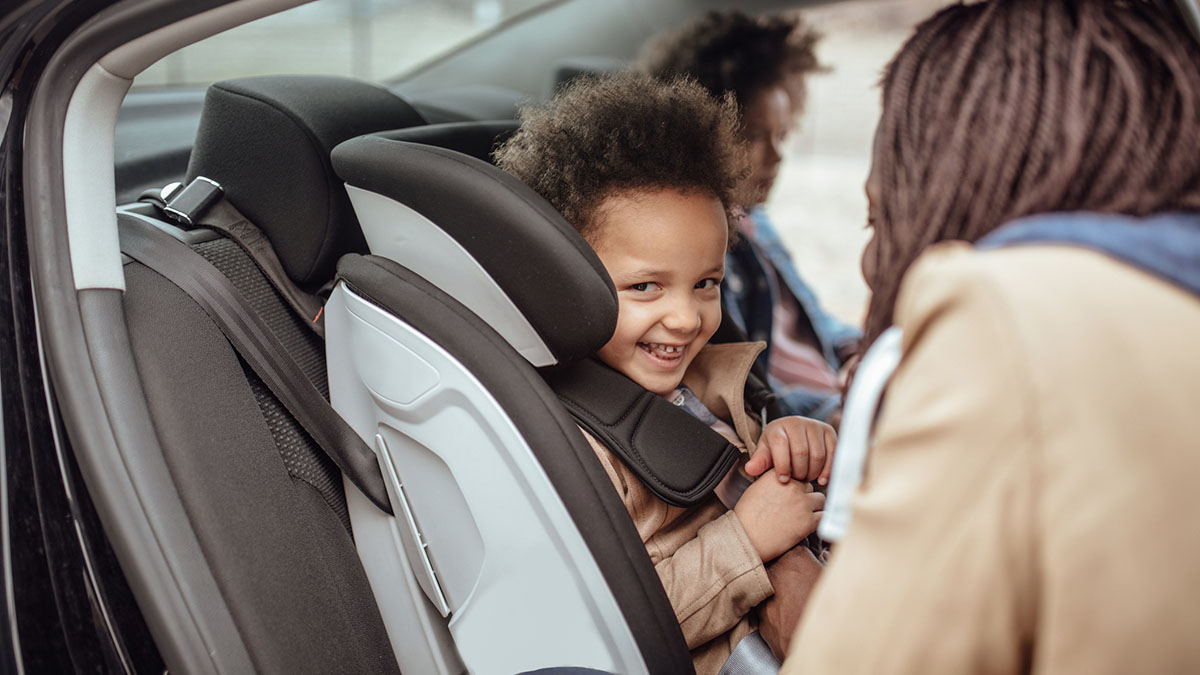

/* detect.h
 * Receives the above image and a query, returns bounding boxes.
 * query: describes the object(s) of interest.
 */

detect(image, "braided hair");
[862,0,1200,348]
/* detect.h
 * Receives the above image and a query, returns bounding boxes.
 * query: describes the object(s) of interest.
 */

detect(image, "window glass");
[770,0,953,325]
[133,0,553,89]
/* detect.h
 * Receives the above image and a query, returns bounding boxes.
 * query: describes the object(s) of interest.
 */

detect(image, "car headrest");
[185,75,426,287]
[330,133,616,367]
[552,56,625,93]
[374,120,519,164]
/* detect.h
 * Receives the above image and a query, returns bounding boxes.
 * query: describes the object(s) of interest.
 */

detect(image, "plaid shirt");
[722,208,860,420]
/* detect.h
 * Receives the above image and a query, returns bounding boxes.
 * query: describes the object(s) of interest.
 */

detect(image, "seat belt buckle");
[163,177,224,226]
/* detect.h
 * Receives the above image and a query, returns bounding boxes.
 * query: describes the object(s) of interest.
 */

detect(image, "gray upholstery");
[115,74,426,673]
[122,258,396,673]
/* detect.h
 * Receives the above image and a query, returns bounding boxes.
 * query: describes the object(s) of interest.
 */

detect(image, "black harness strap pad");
[545,359,741,507]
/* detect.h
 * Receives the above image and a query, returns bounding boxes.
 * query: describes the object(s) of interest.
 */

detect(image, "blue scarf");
[978,211,1200,299]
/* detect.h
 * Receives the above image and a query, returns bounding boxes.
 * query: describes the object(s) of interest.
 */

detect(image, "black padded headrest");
[374,120,518,164]
[185,75,426,287]
[552,56,625,93]
[331,134,616,364]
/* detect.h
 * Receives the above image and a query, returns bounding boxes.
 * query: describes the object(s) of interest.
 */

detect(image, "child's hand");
[733,474,825,563]
[745,416,837,486]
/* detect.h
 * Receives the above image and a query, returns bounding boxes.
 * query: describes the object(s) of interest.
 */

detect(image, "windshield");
[133,0,554,90]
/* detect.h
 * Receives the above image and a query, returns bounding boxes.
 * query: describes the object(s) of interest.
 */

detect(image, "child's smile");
[590,188,728,396]
[635,340,690,375]
[640,342,685,361]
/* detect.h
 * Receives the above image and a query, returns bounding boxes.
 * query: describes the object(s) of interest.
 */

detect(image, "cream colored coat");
[583,342,773,675]
[787,243,1200,673]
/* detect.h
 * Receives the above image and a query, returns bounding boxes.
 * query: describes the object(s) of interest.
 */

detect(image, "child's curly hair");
[637,10,824,117]
[493,71,747,247]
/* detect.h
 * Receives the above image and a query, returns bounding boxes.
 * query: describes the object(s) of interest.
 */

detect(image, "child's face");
[590,189,727,397]
[734,84,791,209]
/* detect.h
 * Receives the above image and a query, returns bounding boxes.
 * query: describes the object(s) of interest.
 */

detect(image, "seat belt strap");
[151,178,326,339]
[118,215,392,515]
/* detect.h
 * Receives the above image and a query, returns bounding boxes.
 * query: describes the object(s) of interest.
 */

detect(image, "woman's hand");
[758,546,825,661]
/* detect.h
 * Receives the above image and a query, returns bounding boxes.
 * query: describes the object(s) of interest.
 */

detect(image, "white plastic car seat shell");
[326,282,649,675]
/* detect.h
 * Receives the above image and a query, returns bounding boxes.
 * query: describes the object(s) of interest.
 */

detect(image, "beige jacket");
[583,342,773,675]
[787,243,1200,673]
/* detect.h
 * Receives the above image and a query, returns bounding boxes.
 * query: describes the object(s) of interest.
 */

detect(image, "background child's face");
[734,84,791,209]
[590,189,727,396]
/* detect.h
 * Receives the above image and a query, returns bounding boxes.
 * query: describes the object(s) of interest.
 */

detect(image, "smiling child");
[591,189,727,396]
[496,71,834,673]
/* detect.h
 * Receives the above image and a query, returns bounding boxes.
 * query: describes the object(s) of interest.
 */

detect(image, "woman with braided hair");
[778,0,1200,672]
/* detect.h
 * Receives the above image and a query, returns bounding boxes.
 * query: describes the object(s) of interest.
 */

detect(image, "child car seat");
[326,133,695,674]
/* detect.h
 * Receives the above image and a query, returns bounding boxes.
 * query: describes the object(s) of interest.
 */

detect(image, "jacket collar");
[682,341,766,455]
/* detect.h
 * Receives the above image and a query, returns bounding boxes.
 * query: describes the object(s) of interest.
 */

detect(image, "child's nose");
[661,295,701,334]
[768,137,783,163]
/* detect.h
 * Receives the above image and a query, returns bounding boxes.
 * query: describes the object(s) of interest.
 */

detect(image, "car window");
[132,0,555,90]
[770,0,954,325]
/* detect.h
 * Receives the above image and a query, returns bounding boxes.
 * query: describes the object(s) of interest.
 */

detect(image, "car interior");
[24,0,804,673]
[25,0,1200,672]
[115,67,700,671]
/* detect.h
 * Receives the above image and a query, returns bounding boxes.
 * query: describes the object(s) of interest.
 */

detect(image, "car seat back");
[117,74,425,673]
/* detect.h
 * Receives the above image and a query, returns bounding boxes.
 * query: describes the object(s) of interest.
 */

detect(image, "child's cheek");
[594,331,630,377]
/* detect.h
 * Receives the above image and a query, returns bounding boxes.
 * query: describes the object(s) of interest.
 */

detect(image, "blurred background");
[772,0,951,324]
[134,0,952,325]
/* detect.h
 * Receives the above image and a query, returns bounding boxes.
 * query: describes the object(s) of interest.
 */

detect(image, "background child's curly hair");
[636,10,824,117]
[494,71,747,246]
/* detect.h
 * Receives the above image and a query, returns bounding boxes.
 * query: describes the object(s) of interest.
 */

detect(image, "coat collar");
[682,341,766,455]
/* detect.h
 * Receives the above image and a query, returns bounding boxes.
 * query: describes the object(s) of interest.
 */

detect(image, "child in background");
[495,71,833,674]
[639,11,861,424]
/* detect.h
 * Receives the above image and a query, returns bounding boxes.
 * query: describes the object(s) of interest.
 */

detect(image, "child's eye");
[695,278,720,290]
[630,282,660,292]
